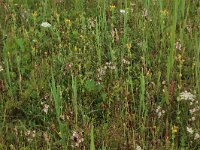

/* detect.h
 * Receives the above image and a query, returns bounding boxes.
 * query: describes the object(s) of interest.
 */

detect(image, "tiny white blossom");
[136,145,142,150]
[175,41,182,51]
[189,108,197,114]
[71,131,79,140]
[120,9,128,14]
[105,62,111,66]
[143,9,148,18]
[105,62,116,70]
[158,112,162,118]
[32,130,36,138]
[156,106,165,118]
[187,127,194,134]
[0,65,3,72]
[43,104,49,114]
[194,133,200,140]
[156,106,161,113]
[71,131,84,147]
[123,59,130,65]
[109,65,116,70]
[41,22,51,28]
[191,116,195,121]
[25,130,31,136]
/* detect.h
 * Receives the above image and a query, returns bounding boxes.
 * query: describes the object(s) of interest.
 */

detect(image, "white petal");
[41,22,51,28]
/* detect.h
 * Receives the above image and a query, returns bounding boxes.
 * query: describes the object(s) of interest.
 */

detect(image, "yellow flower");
[192,62,196,68]
[80,35,84,40]
[65,19,71,26]
[110,5,116,11]
[147,69,152,76]
[172,125,178,133]
[160,9,169,17]
[126,43,132,50]
[32,11,38,18]
[31,46,36,53]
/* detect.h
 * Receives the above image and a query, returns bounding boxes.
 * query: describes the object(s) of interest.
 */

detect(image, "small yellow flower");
[32,11,38,18]
[110,5,116,11]
[172,125,178,133]
[78,64,81,71]
[80,35,84,40]
[126,43,132,50]
[147,69,152,76]
[192,62,196,68]
[178,54,182,60]
[160,9,169,17]
[31,46,36,52]
[65,19,71,26]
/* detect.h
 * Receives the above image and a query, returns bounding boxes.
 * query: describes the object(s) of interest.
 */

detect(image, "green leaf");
[85,79,96,92]
[16,38,25,52]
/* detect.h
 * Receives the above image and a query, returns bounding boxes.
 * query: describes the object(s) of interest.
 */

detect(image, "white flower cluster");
[43,104,49,114]
[186,127,200,140]
[105,62,116,70]
[180,91,200,141]
[178,91,199,121]
[24,130,36,142]
[156,105,165,119]
[179,91,196,101]
[122,58,130,65]
[71,131,84,148]
[175,41,182,51]
[41,102,50,114]
[97,62,116,81]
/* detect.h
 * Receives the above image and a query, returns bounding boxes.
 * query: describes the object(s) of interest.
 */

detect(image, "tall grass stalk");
[72,74,78,125]
[195,37,200,94]
[167,0,179,84]
[90,124,95,150]
[50,70,61,119]
[51,70,68,148]
[95,19,101,65]
[139,69,146,118]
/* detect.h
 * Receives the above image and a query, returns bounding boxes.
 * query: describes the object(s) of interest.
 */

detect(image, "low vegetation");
[0,0,200,149]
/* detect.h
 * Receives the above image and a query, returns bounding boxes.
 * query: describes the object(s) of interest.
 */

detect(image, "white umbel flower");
[41,22,51,28]
[179,91,195,101]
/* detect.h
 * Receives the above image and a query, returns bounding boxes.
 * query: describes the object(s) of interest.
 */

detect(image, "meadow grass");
[0,0,200,149]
